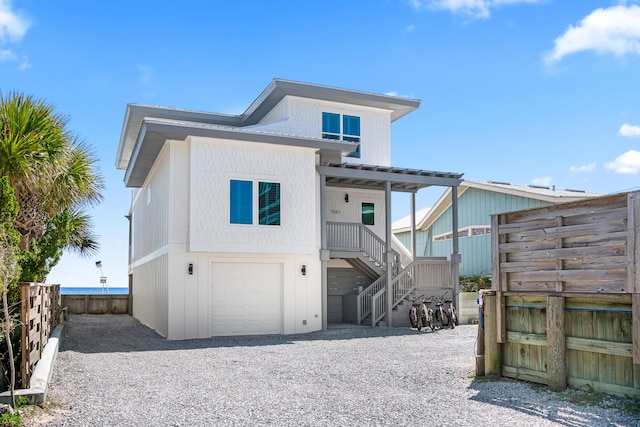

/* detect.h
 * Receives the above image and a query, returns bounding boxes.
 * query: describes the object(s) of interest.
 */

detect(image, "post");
[411,192,416,258]
[385,180,393,327]
[484,291,501,376]
[320,174,328,330]
[547,295,567,391]
[476,291,486,376]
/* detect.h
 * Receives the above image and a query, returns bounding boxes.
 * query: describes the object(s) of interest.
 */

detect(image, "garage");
[210,262,283,336]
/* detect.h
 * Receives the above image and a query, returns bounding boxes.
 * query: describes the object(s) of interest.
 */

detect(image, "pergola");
[317,162,464,329]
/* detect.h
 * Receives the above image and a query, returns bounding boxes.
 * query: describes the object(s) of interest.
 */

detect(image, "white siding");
[248,96,392,166]
[130,143,174,337]
[326,187,387,240]
[188,137,319,254]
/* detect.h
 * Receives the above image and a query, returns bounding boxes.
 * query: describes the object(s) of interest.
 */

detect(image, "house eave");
[123,119,356,188]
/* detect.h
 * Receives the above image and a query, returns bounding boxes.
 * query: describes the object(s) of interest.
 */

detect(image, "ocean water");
[60,286,129,295]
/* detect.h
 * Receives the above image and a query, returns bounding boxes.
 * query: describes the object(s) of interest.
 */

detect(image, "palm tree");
[0,91,104,265]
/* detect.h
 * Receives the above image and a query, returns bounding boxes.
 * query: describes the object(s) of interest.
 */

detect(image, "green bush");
[459,275,492,292]
[0,412,21,427]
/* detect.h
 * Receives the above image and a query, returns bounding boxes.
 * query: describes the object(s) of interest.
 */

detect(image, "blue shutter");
[343,115,360,138]
[259,182,280,225]
[322,112,340,139]
[344,115,361,157]
[230,180,253,224]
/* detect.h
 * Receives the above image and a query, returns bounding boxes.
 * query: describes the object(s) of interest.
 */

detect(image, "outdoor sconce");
[301,265,306,275]
[188,263,193,275]
[344,194,349,203]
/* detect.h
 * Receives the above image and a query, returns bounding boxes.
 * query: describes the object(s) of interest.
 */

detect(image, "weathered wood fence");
[20,283,61,386]
[61,294,130,315]
[478,191,640,398]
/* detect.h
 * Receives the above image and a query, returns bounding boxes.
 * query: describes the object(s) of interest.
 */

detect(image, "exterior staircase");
[327,222,454,327]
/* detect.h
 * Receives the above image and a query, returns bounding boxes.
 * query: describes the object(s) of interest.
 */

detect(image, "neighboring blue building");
[393,180,600,277]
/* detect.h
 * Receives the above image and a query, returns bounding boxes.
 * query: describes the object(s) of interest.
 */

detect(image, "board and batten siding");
[129,142,176,337]
[395,187,552,276]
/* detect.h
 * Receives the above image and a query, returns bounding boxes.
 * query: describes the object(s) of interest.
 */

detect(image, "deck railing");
[327,222,386,267]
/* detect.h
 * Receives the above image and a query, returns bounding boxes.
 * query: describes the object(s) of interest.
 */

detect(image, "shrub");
[459,275,492,292]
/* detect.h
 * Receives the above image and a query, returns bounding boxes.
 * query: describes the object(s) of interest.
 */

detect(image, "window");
[322,112,340,140]
[322,112,361,158]
[433,225,491,242]
[230,180,253,224]
[230,179,281,226]
[259,182,280,225]
[362,202,374,225]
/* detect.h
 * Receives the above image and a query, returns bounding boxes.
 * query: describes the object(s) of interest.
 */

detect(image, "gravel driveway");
[23,315,638,426]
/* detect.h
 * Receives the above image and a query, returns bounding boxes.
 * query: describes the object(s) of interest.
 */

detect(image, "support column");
[385,180,393,327]
[411,192,416,258]
[451,186,461,309]
[320,174,328,331]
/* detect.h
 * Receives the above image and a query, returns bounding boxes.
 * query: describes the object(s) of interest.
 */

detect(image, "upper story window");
[230,179,281,226]
[322,112,361,158]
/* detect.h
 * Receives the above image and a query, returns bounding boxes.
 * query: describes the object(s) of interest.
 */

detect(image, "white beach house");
[116,79,463,339]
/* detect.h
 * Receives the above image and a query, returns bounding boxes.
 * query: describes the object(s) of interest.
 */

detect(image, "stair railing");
[357,257,454,325]
[327,222,386,267]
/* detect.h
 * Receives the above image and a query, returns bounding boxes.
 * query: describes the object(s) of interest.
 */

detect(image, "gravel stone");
[22,314,639,426]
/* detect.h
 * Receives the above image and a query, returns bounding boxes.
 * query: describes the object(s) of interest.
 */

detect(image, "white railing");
[327,222,386,267]
[357,257,454,325]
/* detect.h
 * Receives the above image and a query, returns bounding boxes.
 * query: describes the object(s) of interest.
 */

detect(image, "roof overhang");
[124,119,357,187]
[318,163,463,193]
[244,79,421,126]
[116,79,421,175]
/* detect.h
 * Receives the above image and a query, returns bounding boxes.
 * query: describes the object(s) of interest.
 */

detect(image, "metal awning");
[317,163,463,192]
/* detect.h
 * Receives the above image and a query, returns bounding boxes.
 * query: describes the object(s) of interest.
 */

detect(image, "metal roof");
[318,163,463,193]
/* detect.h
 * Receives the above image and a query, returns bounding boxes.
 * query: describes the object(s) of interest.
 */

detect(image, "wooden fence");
[61,294,130,315]
[20,283,61,386]
[478,191,640,398]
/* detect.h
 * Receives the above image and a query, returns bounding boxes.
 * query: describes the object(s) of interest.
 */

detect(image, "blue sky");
[2,0,640,288]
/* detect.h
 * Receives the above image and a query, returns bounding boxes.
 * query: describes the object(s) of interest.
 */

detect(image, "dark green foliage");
[459,275,492,292]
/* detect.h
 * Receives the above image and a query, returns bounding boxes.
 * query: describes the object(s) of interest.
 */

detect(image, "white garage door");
[210,262,283,336]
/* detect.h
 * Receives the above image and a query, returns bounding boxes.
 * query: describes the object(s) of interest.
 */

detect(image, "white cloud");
[0,0,30,43]
[406,24,416,32]
[532,176,552,187]
[604,150,640,174]
[410,0,538,19]
[620,123,640,137]
[0,48,15,61]
[544,5,640,65]
[570,163,596,173]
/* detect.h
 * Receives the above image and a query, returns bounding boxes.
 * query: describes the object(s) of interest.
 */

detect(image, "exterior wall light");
[301,265,306,275]
[344,194,349,203]
[188,263,193,275]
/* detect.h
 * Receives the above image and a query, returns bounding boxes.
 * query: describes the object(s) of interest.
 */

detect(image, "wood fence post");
[476,308,485,376]
[20,284,28,387]
[547,295,567,391]
[484,291,501,376]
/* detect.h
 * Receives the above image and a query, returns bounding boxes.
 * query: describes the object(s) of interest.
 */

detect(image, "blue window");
[230,179,281,226]
[322,112,340,140]
[322,112,360,158]
[230,180,253,224]
[259,182,280,226]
